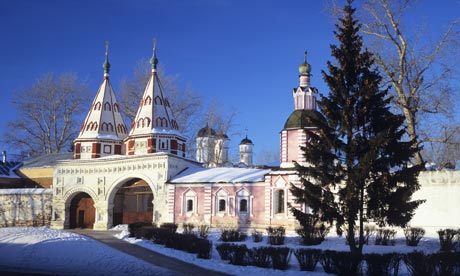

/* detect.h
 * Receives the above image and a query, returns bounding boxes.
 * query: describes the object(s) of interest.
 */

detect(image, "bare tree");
[5,73,89,158]
[358,0,460,165]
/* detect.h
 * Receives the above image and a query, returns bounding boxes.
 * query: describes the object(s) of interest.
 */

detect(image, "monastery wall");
[410,171,460,233]
[0,189,52,227]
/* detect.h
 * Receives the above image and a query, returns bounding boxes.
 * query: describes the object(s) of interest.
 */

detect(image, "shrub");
[364,224,376,245]
[182,223,195,235]
[320,250,338,274]
[438,228,460,252]
[227,244,248,266]
[320,250,362,275]
[293,248,321,271]
[266,226,285,245]
[331,251,362,276]
[195,239,212,259]
[403,251,433,276]
[128,222,152,239]
[295,214,330,245]
[197,224,210,239]
[252,230,263,243]
[140,225,155,240]
[431,252,460,276]
[375,228,397,246]
[152,227,175,245]
[269,247,291,270]
[364,253,400,276]
[220,228,247,242]
[160,222,178,233]
[166,233,198,252]
[247,247,272,268]
[404,227,425,247]
[216,243,233,260]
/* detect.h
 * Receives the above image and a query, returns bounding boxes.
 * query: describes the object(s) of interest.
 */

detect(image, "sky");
[0,225,442,275]
[1,0,459,163]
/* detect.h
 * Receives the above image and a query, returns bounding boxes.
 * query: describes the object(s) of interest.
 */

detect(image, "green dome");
[197,125,216,137]
[283,109,324,129]
[240,136,253,145]
[298,50,311,75]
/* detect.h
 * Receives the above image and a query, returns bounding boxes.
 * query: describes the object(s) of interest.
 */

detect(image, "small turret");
[239,135,254,167]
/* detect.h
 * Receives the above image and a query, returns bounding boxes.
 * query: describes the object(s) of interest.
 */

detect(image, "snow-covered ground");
[0,226,443,275]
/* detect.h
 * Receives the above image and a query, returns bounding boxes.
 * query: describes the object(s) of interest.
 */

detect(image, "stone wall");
[410,171,460,234]
[0,189,52,227]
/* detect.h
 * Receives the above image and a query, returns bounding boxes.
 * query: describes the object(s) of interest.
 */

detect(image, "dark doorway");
[69,192,95,229]
[112,179,153,226]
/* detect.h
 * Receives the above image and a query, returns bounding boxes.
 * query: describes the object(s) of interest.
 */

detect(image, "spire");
[298,50,311,88]
[124,41,186,157]
[74,42,128,159]
[150,38,158,72]
[103,41,111,77]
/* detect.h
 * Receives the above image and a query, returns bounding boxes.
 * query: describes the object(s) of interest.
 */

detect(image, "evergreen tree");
[290,0,425,256]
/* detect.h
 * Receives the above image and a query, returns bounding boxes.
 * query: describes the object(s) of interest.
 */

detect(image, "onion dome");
[150,38,159,70]
[216,132,229,139]
[240,136,253,145]
[103,41,111,76]
[197,124,216,137]
[298,50,311,75]
[284,109,325,129]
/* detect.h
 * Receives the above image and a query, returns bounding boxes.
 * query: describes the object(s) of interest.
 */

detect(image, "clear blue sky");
[1,0,459,163]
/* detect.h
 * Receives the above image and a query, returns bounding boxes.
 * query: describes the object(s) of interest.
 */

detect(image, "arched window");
[274,190,285,214]
[215,189,228,214]
[108,123,114,132]
[94,102,102,110]
[218,199,226,212]
[104,102,111,111]
[155,96,163,105]
[186,199,193,212]
[102,122,108,131]
[183,189,197,216]
[113,103,119,112]
[237,189,251,215]
[144,96,152,105]
[164,99,170,107]
[171,120,179,130]
[239,199,248,212]
[156,117,168,128]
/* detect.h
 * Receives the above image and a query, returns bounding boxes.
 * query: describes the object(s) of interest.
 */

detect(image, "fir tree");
[290,0,425,256]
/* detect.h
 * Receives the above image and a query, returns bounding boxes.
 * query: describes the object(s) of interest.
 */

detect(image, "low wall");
[0,189,52,227]
[411,171,460,234]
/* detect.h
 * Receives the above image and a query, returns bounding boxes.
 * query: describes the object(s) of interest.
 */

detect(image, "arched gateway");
[51,154,199,230]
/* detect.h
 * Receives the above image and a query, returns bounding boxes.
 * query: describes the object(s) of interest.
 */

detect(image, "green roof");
[283,109,324,129]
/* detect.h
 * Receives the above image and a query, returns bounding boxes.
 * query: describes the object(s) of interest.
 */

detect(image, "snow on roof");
[0,161,22,178]
[21,152,74,168]
[170,167,271,184]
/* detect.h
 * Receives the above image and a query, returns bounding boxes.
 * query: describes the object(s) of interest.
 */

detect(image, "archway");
[112,178,154,226]
[69,192,95,229]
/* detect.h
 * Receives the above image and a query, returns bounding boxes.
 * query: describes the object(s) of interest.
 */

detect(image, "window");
[237,189,251,215]
[215,189,228,214]
[218,199,226,212]
[184,189,197,215]
[103,145,111,154]
[186,199,193,212]
[274,190,285,214]
[239,199,248,213]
